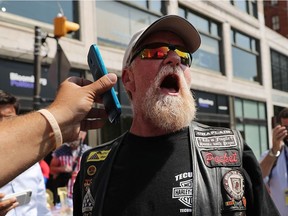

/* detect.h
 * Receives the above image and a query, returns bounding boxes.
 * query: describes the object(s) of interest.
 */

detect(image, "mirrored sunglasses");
[130,43,192,67]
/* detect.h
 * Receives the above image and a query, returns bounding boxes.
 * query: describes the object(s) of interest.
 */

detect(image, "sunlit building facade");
[1,0,288,159]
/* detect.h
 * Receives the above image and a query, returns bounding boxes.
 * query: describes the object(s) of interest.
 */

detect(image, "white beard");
[142,65,196,132]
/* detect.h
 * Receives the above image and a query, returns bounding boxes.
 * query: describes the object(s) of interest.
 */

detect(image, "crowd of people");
[0,14,287,216]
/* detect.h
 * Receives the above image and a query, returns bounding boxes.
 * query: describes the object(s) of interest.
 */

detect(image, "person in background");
[0,90,51,216]
[260,108,288,216]
[50,131,90,207]
[73,15,279,215]
[0,74,117,214]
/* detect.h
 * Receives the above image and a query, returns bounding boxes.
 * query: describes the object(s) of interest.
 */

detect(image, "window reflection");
[231,29,260,82]
[0,1,75,24]
[179,7,222,73]
[234,97,267,159]
[271,50,288,92]
[96,1,158,49]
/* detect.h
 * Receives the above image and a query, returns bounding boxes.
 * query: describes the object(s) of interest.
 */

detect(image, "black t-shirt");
[103,127,193,216]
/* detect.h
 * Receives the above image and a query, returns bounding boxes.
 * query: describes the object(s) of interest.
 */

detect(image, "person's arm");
[0,74,117,187]
[260,125,286,178]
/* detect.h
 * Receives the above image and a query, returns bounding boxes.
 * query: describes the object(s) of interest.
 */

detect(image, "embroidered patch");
[172,179,193,208]
[82,188,95,213]
[86,150,111,162]
[194,129,237,148]
[86,165,97,176]
[201,150,241,167]
[223,170,244,200]
[83,179,92,192]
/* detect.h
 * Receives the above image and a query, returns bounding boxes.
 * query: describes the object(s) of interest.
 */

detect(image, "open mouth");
[160,74,180,94]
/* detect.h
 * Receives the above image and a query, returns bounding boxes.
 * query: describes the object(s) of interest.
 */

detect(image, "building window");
[126,0,167,14]
[231,29,260,83]
[179,7,223,74]
[95,1,159,49]
[272,16,280,30]
[230,0,258,18]
[271,49,288,92]
[234,98,267,159]
[0,1,79,39]
[271,0,278,6]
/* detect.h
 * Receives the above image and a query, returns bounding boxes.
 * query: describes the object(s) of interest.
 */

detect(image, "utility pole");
[33,26,42,110]
[56,38,63,86]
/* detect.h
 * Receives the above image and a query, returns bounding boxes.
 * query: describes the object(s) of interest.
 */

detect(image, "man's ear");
[122,67,136,93]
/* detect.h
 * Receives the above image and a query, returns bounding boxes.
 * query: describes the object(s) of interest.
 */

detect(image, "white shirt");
[261,146,288,216]
[0,163,51,216]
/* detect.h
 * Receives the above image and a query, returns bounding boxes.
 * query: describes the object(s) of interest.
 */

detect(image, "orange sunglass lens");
[142,47,169,59]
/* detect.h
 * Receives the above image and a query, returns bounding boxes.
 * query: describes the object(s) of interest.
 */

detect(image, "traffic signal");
[54,14,79,38]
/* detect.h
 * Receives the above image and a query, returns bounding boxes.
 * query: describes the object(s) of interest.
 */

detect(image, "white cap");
[122,15,201,69]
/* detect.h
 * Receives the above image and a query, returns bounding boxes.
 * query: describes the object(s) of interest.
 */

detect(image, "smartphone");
[0,189,32,206]
[87,44,121,124]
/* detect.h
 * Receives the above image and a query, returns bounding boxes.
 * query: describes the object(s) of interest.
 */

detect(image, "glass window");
[194,35,221,71]
[0,1,78,38]
[271,0,278,6]
[179,7,223,74]
[271,49,288,92]
[244,124,261,158]
[96,1,158,49]
[187,13,209,34]
[234,97,268,160]
[234,98,243,118]
[230,0,258,18]
[125,0,165,14]
[233,0,247,13]
[260,125,267,153]
[232,47,258,81]
[243,100,258,119]
[272,16,280,30]
[235,33,250,50]
[231,29,260,82]
[0,1,75,23]
[258,103,266,120]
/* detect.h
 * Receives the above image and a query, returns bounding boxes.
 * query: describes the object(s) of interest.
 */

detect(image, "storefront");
[193,90,230,128]
[0,58,83,112]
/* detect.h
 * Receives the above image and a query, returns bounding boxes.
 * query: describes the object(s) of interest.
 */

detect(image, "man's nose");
[162,50,181,66]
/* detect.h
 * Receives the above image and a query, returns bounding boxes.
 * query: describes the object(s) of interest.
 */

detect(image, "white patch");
[82,188,95,213]
[172,172,193,212]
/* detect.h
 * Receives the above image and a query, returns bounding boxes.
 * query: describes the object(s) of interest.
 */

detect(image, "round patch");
[223,170,244,200]
[87,165,97,176]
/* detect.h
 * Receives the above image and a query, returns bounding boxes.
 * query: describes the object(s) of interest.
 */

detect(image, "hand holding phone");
[87,44,121,123]
[0,189,32,207]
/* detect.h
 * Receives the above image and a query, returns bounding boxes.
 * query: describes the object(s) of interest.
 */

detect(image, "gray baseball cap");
[122,15,201,69]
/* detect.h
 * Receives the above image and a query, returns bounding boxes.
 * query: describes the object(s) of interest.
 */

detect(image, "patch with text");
[172,172,193,213]
[201,150,241,167]
[194,129,237,148]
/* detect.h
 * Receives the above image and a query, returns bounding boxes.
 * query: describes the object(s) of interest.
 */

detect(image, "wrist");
[37,109,63,149]
[269,148,280,158]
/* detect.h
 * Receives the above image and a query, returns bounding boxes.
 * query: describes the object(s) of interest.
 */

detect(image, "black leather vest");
[76,122,247,216]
